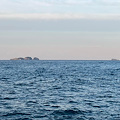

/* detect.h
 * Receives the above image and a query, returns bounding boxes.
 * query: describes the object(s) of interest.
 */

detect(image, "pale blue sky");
[0,0,120,60]
[0,0,120,14]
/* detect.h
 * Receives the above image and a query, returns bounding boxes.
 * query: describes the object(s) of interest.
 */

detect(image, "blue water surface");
[0,60,120,120]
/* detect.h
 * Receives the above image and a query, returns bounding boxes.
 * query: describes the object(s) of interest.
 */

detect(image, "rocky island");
[111,59,119,61]
[10,57,39,60]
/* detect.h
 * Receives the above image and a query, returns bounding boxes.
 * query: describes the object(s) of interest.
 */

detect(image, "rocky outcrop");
[24,57,32,60]
[10,57,24,60]
[10,57,39,60]
[111,59,119,61]
[33,57,39,60]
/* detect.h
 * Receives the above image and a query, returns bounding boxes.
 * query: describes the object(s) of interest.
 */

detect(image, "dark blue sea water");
[0,60,120,120]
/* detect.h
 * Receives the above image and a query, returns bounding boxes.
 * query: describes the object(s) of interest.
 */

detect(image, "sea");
[0,60,120,120]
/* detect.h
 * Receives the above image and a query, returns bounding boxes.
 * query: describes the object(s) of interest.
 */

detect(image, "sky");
[0,0,120,60]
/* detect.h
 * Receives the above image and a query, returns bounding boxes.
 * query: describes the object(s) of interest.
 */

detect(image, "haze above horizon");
[0,0,120,60]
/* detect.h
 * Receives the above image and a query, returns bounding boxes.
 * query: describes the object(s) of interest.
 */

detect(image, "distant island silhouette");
[111,59,119,61]
[10,57,39,60]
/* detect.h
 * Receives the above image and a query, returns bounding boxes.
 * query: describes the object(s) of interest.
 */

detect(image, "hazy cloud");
[98,0,120,6]
[0,13,120,20]
[0,0,120,14]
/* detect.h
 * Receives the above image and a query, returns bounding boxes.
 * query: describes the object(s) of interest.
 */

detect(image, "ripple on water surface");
[0,60,120,120]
